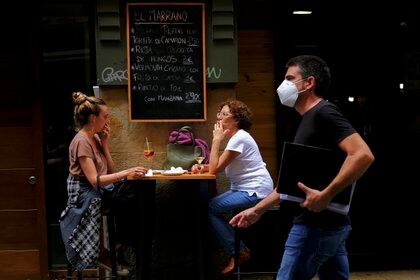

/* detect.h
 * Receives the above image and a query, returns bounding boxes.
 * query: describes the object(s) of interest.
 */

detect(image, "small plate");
[152,170,164,174]
[162,170,187,176]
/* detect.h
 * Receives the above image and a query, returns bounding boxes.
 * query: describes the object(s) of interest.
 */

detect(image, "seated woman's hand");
[212,121,227,142]
[98,122,111,143]
[191,164,202,174]
[129,166,147,179]
[191,164,208,174]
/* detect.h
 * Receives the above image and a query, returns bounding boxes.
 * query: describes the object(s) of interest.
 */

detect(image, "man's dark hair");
[286,55,331,98]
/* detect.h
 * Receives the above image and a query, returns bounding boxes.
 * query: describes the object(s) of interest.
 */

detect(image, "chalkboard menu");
[126,3,206,122]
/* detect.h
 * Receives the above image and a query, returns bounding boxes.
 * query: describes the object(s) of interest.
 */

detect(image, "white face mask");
[276,79,307,108]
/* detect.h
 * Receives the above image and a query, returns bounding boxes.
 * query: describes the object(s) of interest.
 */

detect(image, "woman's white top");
[225,129,273,198]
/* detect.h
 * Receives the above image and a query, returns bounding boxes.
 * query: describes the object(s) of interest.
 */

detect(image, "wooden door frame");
[31,15,49,277]
[33,98,49,279]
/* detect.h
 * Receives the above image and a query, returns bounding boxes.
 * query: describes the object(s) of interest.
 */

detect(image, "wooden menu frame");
[126,3,207,122]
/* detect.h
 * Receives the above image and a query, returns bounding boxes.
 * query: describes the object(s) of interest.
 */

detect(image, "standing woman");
[194,99,274,275]
[60,92,147,271]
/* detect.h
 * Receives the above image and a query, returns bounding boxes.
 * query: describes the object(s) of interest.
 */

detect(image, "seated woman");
[59,91,147,272]
[193,99,273,275]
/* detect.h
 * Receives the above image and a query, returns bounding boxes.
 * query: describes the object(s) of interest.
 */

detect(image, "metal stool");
[66,209,118,279]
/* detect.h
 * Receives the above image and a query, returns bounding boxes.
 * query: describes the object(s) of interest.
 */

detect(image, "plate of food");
[162,167,187,176]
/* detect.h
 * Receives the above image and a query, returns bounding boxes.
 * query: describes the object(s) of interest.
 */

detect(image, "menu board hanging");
[126,3,206,122]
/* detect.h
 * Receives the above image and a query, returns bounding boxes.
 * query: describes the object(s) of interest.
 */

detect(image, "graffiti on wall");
[101,67,128,83]
[206,66,222,80]
[100,65,225,83]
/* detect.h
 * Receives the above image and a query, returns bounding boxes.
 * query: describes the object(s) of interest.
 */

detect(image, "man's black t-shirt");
[292,99,356,228]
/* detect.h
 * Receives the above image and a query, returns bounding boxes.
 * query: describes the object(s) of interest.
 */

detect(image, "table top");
[130,172,216,180]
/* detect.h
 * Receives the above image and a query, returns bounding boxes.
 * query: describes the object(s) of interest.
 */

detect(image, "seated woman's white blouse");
[225,129,273,198]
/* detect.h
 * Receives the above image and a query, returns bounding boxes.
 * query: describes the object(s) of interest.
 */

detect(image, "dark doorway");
[272,0,420,270]
[0,3,48,279]
[41,0,95,269]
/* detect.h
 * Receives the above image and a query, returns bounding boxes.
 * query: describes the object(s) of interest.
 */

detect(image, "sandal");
[117,265,130,277]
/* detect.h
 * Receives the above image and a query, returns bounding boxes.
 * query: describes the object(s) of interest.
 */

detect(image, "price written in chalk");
[127,3,206,121]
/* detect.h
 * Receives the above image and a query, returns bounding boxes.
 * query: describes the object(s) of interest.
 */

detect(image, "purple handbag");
[163,126,210,170]
[168,126,209,164]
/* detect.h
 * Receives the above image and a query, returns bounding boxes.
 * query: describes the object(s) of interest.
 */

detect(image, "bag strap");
[179,126,192,132]
[175,126,195,144]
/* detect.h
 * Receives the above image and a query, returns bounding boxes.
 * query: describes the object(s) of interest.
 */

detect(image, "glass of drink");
[194,146,205,173]
[194,146,205,164]
[144,139,154,162]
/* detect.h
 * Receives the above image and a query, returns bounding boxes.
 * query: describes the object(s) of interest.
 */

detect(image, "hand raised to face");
[99,122,111,142]
[213,121,228,142]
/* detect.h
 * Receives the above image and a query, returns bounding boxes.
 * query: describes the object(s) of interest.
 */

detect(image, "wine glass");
[194,146,205,164]
[144,140,154,162]
[193,146,205,173]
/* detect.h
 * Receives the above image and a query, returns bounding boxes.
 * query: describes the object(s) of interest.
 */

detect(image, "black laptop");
[276,142,356,215]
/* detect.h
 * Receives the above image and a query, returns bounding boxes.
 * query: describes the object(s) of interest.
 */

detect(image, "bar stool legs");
[105,213,118,277]
[66,262,73,279]
[233,226,241,280]
[65,262,82,280]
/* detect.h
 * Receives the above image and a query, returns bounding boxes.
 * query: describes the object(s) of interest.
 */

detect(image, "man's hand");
[229,207,261,228]
[298,182,331,212]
